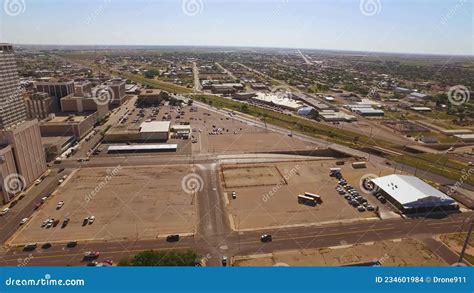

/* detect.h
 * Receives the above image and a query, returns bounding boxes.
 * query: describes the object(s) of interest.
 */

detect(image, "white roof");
[108,144,177,151]
[253,92,304,110]
[371,175,455,209]
[139,121,170,133]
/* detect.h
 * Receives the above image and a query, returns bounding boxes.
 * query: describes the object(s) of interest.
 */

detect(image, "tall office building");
[0,44,47,204]
[0,44,28,129]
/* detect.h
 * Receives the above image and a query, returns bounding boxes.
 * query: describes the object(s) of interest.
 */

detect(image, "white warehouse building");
[371,175,457,214]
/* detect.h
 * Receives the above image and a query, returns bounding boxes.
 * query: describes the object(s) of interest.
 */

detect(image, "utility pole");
[458,221,473,264]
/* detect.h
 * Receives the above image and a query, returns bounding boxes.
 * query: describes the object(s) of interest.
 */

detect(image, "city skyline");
[1,0,472,56]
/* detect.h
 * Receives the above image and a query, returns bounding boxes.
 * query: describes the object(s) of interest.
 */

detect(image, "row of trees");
[118,250,200,266]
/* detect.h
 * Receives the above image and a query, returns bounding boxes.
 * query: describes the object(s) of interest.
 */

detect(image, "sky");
[0,0,472,55]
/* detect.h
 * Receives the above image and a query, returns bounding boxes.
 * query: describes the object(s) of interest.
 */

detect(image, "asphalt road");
[0,169,72,244]
[1,211,471,266]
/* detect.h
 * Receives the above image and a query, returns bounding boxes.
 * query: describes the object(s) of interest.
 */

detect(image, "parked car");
[166,234,180,242]
[261,234,272,243]
[0,208,9,216]
[19,218,28,225]
[56,201,65,209]
[23,243,38,251]
[83,251,100,260]
[88,216,95,224]
[34,179,42,186]
[42,243,52,249]
[66,241,77,248]
[221,256,228,266]
[231,191,237,199]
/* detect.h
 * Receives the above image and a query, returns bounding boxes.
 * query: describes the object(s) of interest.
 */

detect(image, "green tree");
[118,250,199,266]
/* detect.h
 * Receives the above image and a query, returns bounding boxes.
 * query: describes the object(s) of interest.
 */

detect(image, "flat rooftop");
[140,121,171,133]
[108,144,177,152]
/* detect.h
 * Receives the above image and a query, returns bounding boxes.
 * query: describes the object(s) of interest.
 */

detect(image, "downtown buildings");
[0,44,47,204]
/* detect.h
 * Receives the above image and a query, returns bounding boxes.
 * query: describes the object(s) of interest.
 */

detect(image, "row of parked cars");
[330,169,376,213]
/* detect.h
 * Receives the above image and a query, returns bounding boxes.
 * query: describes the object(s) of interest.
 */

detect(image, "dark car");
[42,243,52,249]
[66,241,78,248]
[260,234,272,243]
[166,234,180,242]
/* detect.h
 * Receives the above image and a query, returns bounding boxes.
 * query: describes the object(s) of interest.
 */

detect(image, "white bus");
[298,195,317,206]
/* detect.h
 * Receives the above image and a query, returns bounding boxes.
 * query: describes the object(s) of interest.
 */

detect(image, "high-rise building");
[0,44,28,129]
[0,44,47,204]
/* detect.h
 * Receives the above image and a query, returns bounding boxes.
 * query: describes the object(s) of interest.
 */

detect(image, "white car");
[0,208,10,216]
[35,179,42,186]
[20,218,28,225]
[56,201,64,209]
[88,216,95,224]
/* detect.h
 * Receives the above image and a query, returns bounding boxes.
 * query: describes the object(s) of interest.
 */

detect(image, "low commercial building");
[319,110,357,122]
[251,92,305,111]
[454,134,474,142]
[39,112,98,139]
[355,108,385,117]
[60,95,109,118]
[139,121,170,141]
[371,175,457,214]
[137,89,168,107]
[42,136,75,161]
[107,144,177,154]
[171,124,191,139]
[104,121,170,143]
[411,107,432,112]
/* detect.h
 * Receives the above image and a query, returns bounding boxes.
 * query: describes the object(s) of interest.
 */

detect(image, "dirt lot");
[234,239,447,266]
[224,159,395,230]
[10,166,196,245]
[440,233,474,265]
[222,165,284,188]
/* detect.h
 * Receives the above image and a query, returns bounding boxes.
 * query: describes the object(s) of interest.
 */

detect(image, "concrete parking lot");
[187,108,318,155]
[224,159,395,231]
[233,238,447,266]
[9,165,196,245]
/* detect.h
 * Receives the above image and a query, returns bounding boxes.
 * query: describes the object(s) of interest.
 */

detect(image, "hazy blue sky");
[0,0,472,55]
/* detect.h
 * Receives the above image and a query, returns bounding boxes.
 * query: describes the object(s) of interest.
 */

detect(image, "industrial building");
[371,175,457,214]
[251,92,305,111]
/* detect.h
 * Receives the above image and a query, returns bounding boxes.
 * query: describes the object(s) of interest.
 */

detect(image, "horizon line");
[11,43,474,58]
